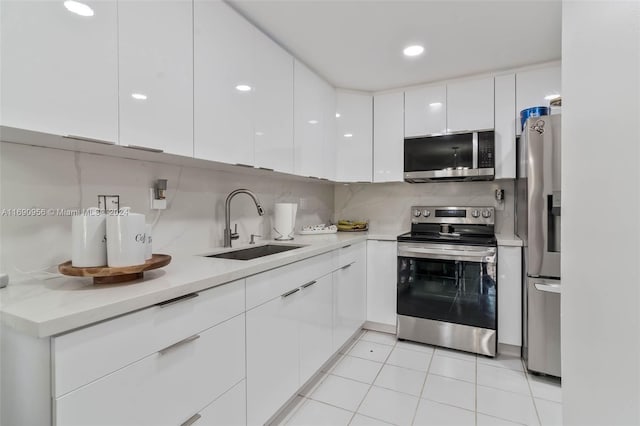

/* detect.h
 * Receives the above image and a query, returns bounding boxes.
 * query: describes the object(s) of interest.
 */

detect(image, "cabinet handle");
[64,135,115,146]
[281,288,300,298]
[180,413,202,426]
[158,334,200,355]
[156,292,199,308]
[258,167,274,172]
[235,163,254,168]
[301,280,317,289]
[342,262,355,270]
[342,244,352,249]
[124,144,164,153]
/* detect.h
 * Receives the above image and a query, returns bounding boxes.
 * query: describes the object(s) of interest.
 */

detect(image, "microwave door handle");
[472,132,478,169]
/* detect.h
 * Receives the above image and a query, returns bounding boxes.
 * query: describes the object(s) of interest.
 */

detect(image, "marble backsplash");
[334,179,515,237]
[0,142,333,281]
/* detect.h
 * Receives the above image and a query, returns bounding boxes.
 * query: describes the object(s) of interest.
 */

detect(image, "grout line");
[475,352,478,426]
[522,358,544,426]
[409,347,435,426]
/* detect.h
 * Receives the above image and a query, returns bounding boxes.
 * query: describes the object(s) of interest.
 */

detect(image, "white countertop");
[495,233,523,247]
[0,233,368,338]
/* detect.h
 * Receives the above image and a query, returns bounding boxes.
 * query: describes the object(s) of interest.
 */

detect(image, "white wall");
[334,179,515,236]
[0,142,333,282]
[562,2,640,425]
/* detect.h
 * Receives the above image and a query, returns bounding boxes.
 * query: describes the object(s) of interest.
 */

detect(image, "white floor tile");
[357,386,419,426]
[477,413,527,426]
[332,355,384,384]
[434,348,477,362]
[477,354,525,372]
[386,347,432,372]
[373,364,426,396]
[422,374,475,411]
[349,340,394,363]
[349,414,394,426]
[360,330,398,346]
[395,339,435,354]
[310,374,370,412]
[477,363,531,395]
[429,355,476,383]
[413,399,475,426]
[477,385,540,426]
[535,398,562,426]
[528,375,562,403]
[285,399,353,426]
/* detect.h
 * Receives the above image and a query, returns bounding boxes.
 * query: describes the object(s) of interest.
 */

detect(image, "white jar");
[71,207,107,267]
[144,223,153,260]
[106,209,146,267]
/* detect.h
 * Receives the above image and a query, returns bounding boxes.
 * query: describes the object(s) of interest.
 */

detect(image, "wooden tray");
[59,254,172,284]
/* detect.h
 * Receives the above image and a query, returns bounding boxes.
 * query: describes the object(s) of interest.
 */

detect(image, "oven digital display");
[435,209,466,218]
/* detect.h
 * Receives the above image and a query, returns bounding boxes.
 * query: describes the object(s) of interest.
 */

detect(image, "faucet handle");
[250,234,262,245]
[231,223,239,241]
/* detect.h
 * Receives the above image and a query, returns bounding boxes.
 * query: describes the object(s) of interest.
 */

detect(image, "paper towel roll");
[273,203,298,241]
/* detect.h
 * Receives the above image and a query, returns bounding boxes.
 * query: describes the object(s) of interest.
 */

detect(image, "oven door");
[397,243,497,330]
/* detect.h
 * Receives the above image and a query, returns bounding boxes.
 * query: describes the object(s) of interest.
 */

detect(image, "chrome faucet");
[224,189,265,247]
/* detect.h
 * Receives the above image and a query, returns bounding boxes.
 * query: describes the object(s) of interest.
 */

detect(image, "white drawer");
[338,241,366,268]
[246,252,335,310]
[55,313,246,426]
[52,279,245,397]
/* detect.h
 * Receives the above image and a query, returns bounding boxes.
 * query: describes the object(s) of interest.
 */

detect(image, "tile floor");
[278,330,562,426]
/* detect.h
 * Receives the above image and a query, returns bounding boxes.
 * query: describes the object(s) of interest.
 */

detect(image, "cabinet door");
[373,92,405,183]
[299,274,333,385]
[333,255,366,351]
[197,379,246,426]
[447,77,495,132]
[118,0,193,156]
[321,82,338,180]
[0,0,118,142]
[194,0,254,165]
[404,85,446,137]
[294,60,325,178]
[366,240,397,327]
[495,74,517,179]
[515,65,561,135]
[246,291,300,425]
[253,31,294,173]
[498,246,522,347]
[335,91,373,182]
[55,314,245,426]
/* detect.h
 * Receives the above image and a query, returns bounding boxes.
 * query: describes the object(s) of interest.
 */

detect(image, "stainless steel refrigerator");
[516,114,561,377]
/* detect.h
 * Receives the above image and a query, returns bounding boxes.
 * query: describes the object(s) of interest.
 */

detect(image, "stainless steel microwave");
[404,130,495,183]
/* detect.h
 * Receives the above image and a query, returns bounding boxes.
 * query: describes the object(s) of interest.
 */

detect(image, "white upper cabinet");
[494,74,517,179]
[515,65,561,135]
[0,0,118,142]
[335,91,373,182]
[253,31,294,173]
[118,0,193,156]
[294,60,326,178]
[446,77,495,132]
[194,0,254,165]
[404,84,446,137]
[321,82,337,181]
[373,92,404,183]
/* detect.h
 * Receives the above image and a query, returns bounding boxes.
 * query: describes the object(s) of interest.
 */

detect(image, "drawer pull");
[156,292,199,308]
[64,135,115,146]
[125,144,164,153]
[159,334,200,355]
[281,288,300,298]
[342,244,352,249]
[180,413,202,426]
[342,262,355,270]
[301,280,317,289]
[235,163,254,168]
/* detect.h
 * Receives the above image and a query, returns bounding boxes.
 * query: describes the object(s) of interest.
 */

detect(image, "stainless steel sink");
[205,244,305,261]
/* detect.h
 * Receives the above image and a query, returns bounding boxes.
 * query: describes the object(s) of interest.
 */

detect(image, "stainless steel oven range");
[397,206,498,357]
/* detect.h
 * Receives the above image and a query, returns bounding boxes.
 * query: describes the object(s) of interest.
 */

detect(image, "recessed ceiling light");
[308,120,319,124]
[544,93,561,100]
[255,131,264,136]
[235,84,252,92]
[343,133,353,138]
[335,113,341,118]
[64,0,94,17]
[403,45,424,57]
[131,93,147,100]
[429,102,443,108]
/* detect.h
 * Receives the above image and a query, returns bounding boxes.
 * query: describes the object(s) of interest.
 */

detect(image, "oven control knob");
[471,209,480,218]
[482,210,492,218]
[413,209,421,217]
[422,209,431,217]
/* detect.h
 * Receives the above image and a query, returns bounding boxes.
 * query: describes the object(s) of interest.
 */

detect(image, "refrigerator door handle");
[534,282,561,294]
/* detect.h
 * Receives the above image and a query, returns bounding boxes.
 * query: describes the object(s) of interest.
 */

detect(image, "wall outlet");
[149,188,167,210]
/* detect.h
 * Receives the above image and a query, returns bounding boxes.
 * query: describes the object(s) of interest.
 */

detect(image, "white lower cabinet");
[498,246,523,348]
[55,313,246,426]
[333,249,367,351]
[197,379,246,426]
[366,240,397,327]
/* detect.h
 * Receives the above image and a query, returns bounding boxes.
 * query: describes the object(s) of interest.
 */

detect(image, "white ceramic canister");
[106,208,146,267]
[145,223,153,260]
[71,207,107,267]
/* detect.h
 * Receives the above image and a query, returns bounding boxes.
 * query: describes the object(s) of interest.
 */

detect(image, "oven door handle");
[398,246,496,263]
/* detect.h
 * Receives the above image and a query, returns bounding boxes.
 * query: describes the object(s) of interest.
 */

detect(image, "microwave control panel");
[478,131,495,169]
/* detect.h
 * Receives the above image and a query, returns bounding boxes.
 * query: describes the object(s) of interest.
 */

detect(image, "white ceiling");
[228,0,562,92]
